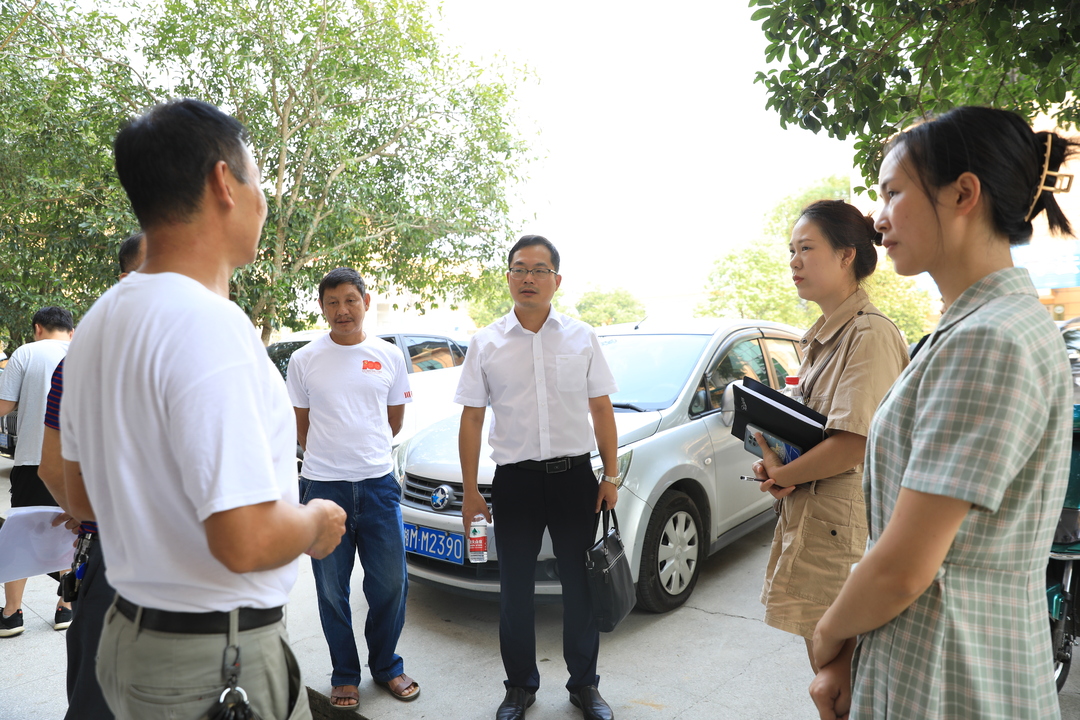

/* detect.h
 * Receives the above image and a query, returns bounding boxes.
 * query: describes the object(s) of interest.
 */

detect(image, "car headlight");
[392,442,409,486]
[593,449,632,486]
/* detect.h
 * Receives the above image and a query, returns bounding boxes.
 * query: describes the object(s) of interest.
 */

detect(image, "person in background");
[286,267,418,709]
[752,200,909,672]
[38,231,146,720]
[809,106,1076,719]
[60,98,345,720]
[457,235,621,720]
[0,305,74,637]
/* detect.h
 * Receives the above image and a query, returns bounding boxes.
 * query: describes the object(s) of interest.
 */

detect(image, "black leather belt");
[115,595,283,634]
[511,453,591,474]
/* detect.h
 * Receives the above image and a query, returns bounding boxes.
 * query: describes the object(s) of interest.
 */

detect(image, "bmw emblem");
[430,485,455,511]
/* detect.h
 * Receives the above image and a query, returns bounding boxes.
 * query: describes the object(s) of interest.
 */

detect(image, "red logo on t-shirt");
[404,391,412,398]
[362,360,382,371]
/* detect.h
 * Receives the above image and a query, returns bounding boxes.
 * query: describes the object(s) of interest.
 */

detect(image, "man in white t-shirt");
[0,305,73,637]
[286,267,418,710]
[60,98,346,720]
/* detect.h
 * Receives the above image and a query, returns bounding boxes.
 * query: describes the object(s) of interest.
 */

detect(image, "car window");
[762,337,802,387]
[381,335,399,347]
[405,335,456,372]
[702,339,767,412]
[598,334,711,411]
[449,341,466,366]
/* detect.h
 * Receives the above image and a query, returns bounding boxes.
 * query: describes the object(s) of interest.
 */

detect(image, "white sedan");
[391,318,805,612]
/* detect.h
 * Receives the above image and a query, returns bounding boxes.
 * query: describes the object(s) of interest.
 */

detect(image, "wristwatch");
[602,474,622,488]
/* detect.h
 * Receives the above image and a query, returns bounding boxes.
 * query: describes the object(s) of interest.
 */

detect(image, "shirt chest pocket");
[806,392,831,418]
[556,354,588,392]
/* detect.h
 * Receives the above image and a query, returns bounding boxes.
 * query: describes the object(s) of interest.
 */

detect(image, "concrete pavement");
[1,454,1079,719]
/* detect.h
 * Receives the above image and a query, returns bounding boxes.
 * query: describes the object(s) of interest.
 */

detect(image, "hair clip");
[1026,135,1074,222]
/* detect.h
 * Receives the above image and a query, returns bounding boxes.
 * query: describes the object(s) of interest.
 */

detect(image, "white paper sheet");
[0,506,75,585]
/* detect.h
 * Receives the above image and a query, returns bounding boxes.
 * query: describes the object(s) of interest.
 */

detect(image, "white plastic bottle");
[783,376,803,402]
[468,515,489,563]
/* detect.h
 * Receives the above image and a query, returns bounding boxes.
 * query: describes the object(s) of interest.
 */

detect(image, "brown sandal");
[330,685,360,711]
[374,673,420,702]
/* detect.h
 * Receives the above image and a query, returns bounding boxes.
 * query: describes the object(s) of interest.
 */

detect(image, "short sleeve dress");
[761,288,909,638]
[851,268,1072,719]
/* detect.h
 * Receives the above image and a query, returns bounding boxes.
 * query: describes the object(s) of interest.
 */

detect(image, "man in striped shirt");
[37,232,145,720]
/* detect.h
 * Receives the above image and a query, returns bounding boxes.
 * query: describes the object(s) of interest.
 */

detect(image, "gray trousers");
[96,598,311,720]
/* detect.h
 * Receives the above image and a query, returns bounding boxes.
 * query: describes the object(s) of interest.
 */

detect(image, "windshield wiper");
[612,402,647,412]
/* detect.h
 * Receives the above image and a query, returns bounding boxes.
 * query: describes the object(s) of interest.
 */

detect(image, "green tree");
[0,3,141,347]
[748,1,1080,185]
[698,176,933,336]
[0,0,527,344]
[763,175,849,239]
[696,243,816,327]
[575,288,645,327]
[465,267,513,329]
[865,263,933,343]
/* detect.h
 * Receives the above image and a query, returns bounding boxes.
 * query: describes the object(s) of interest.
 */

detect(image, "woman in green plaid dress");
[809,107,1077,719]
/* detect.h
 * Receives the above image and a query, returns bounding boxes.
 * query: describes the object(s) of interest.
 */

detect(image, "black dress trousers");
[491,461,600,693]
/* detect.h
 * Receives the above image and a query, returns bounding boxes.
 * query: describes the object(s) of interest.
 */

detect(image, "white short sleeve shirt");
[454,309,618,465]
[0,338,68,466]
[287,333,412,481]
[61,272,299,613]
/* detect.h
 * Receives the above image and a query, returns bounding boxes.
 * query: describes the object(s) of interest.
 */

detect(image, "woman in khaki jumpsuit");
[752,199,909,671]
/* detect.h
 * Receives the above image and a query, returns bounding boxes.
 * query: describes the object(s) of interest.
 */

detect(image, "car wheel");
[636,490,703,613]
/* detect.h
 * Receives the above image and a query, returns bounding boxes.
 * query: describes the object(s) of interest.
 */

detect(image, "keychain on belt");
[203,644,261,720]
[60,531,93,602]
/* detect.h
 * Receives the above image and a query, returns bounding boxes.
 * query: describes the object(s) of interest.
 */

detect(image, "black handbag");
[585,508,636,632]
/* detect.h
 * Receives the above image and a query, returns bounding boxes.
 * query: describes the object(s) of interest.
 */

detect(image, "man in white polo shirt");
[457,235,620,720]
[287,267,418,710]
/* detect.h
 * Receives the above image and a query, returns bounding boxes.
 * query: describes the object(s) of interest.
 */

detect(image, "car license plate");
[403,523,464,565]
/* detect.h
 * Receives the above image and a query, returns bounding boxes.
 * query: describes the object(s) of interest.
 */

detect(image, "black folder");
[730,377,827,452]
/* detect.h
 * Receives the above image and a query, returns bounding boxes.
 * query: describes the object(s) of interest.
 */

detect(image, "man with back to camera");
[0,305,74,637]
[37,231,145,720]
[286,267,419,710]
[59,98,346,720]
[457,235,621,720]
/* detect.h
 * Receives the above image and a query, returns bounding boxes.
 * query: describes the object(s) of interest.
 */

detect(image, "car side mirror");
[690,387,708,415]
[720,383,736,426]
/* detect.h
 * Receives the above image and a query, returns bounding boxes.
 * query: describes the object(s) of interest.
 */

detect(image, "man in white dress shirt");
[456,235,621,720]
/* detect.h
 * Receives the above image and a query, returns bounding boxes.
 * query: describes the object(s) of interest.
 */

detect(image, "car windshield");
[598,333,711,411]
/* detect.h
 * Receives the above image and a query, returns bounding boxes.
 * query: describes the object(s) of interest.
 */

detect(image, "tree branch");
[0,0,41,52]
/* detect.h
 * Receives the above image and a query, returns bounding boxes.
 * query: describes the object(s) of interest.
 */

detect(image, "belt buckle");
[545,458,568,473]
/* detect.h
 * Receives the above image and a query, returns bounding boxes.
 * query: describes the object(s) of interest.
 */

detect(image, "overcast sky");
[431,0,857,317]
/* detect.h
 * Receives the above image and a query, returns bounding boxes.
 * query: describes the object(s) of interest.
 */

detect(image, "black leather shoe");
[496,687,536,720]
[569,685,614,720]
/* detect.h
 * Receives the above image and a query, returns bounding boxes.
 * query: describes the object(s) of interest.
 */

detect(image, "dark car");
[266,330,469,448]
[267,331,467,381]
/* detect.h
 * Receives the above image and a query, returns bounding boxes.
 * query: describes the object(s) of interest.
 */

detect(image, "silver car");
[391,318,805,612]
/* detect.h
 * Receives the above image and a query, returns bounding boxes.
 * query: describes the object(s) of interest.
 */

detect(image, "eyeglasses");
[508,267,556,278]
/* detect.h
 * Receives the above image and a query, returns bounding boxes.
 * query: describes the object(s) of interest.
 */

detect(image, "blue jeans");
[299,474,408,687]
